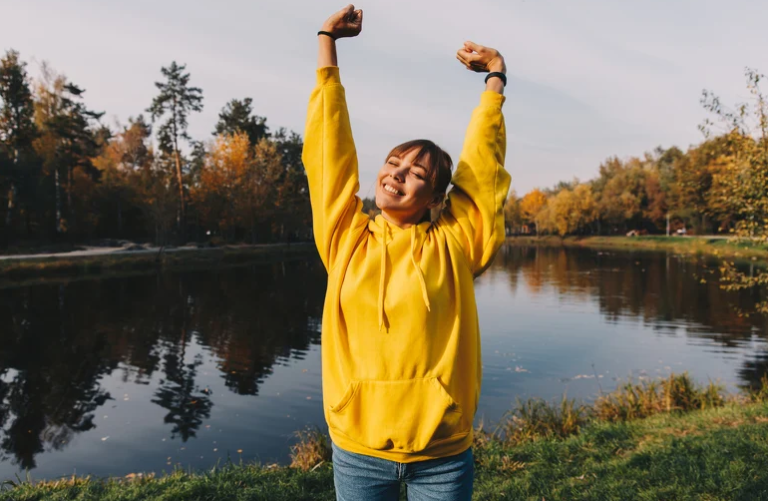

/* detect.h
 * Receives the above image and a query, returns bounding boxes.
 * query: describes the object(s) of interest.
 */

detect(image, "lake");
[0,245,766,481]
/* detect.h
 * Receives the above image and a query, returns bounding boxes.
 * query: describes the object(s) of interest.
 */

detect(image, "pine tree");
[147,62,203,234]
[0,49,37,229]
[213,98,269,145]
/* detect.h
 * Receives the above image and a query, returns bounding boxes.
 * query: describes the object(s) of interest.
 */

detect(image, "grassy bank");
[0,243,315,285]
[507,235,768,261]
[4,373,768,500]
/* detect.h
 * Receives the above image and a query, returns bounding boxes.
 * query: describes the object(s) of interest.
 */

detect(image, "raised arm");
[438,42,511,276]
[302,5,369,271]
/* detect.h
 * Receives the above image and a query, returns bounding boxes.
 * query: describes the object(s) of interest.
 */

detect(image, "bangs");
[385,139,453,194]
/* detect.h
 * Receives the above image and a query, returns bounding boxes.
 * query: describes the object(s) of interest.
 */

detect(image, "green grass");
[507,235,768,262]
[473,402,768,500]
[4,373,768,500]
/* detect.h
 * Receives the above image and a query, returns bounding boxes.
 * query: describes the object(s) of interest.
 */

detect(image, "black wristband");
[485,72,507,87]
[317,31,336,40]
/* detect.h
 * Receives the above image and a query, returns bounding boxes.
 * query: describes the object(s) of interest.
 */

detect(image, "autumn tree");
[33,63,103,235]
[0,49,37,232]
[504,189,523,234]
[520,188,547,235]
[701,68,768,313]
[537,184,597,237]
[147,62,203,232]
[92,116,154,237]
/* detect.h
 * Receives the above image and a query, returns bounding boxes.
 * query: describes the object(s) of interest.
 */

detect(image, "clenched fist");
[321,4,363,39]
[456,41,506,74]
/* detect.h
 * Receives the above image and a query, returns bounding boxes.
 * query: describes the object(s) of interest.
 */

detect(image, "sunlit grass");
[507,235,768,261]
[2,373,767,500]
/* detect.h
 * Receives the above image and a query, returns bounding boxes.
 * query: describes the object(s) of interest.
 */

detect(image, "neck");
[380,209,428,229]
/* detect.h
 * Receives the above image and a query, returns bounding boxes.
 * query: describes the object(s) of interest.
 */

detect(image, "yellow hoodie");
[302,67,510,462]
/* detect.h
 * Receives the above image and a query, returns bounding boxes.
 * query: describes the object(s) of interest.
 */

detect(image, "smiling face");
[374,140,453,227]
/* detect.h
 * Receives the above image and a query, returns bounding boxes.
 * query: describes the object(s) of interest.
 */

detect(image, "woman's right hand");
[321,4,363,39]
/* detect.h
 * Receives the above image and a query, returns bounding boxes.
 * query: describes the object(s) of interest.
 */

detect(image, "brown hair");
[385,139,453,195]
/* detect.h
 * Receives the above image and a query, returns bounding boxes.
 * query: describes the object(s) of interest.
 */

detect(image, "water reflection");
[0,245,766,479]
[492,245,767,389]
[0,260,325,472]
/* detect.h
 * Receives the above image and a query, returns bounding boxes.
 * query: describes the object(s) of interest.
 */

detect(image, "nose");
[389,164,407,182]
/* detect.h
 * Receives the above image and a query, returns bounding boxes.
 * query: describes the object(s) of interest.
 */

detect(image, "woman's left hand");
[456,42,506,74]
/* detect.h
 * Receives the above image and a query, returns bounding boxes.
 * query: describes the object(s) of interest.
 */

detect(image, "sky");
[3,0,767,196]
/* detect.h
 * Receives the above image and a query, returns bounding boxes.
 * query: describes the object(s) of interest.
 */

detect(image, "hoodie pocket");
[327,377,466,453]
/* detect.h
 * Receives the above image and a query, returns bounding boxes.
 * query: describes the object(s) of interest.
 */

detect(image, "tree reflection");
[494,244,768,387]
[0,257,325,470]
[152,347,212,442]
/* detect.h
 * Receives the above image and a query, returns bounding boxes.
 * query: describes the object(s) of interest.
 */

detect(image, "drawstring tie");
[409,225,431,313]
[378,220,388,331]
[377,221,431,332]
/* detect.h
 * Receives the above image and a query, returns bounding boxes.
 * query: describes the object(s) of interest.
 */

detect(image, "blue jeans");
[331,442,474,501]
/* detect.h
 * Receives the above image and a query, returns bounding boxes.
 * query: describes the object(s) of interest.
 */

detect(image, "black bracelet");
[485,72,507,87]
[317,30,336,40]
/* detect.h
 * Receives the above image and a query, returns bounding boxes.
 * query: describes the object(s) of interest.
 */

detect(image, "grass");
[507,235,768,261]
[0,243,315,285]
[2,373,767,500]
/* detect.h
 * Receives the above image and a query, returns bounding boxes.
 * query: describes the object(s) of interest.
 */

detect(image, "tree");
[520,189,547,235]
[92,116,153,237]
[271,128,310,240]
[33,63,103,235]
[503,190,522,234]
[671,137,732,233]
[147,62,203,233]
[213,98,269,145]
[0,49,37,230]
[701,67,768,314]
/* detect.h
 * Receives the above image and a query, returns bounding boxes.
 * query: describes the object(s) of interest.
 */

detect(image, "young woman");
[302,5,510,500]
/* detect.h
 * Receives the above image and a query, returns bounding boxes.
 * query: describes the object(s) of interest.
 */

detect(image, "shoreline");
[0,242,317,285]
[506,235,768,261]
[3,373,767,500]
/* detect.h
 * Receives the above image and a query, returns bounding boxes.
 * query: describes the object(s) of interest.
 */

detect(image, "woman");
[302,5,510,500]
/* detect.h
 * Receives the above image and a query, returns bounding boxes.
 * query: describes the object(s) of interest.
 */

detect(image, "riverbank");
[4,374,767,500]
[0,242,316,285]
[507,235,768,261]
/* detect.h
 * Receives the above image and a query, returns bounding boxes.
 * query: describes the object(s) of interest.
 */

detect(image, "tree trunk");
[5,149,19,227]
[174,148,185,236]
[55,167,63,233]
[5,182,15,227]
[117,195,123,236]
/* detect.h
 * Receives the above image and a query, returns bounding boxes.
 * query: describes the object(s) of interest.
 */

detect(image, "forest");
[0,50,310,249]
[504,68,768,240]
[0,49,766,251]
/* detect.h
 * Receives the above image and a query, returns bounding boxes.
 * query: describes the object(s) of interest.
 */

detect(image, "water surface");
[0,245,766,480]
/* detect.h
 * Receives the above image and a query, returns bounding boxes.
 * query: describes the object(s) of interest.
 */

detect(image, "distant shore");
[506,235,768,261]
[0,242,316,285]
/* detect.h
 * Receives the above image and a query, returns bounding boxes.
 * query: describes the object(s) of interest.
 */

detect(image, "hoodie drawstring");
[378,220,388,331]
[410,225,431,313]
[377,221,431,332]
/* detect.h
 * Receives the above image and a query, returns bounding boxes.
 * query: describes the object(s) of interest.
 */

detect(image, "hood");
[368,214,432,331]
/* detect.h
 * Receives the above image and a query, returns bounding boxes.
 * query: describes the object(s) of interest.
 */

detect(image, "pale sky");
[3,0,767,196]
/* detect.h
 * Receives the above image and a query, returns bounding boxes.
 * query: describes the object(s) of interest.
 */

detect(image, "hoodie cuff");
[317,66,341,86]
[480,90,506,109]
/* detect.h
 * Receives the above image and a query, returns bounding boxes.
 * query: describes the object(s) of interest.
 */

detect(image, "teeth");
[384,184,400,195]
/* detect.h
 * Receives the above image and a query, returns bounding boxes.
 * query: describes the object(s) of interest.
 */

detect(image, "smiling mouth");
[383,183,404,196]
